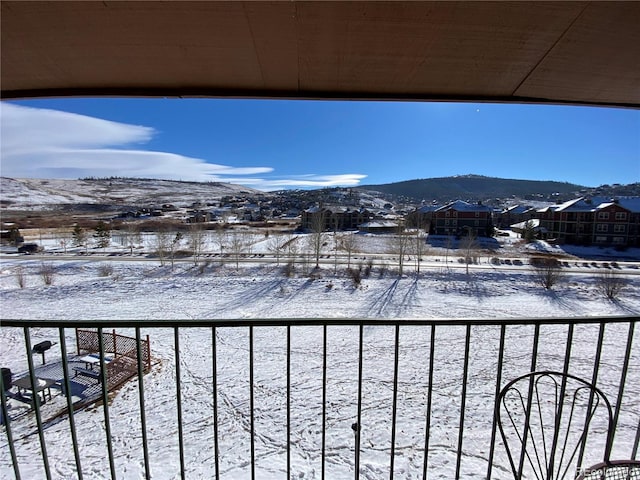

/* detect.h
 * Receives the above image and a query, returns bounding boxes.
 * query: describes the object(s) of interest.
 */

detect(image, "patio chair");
[496,371,615,480]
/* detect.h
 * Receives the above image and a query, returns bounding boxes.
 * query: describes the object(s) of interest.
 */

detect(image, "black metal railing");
[1,316,638,479]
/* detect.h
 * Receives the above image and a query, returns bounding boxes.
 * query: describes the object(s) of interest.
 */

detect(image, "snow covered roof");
[510,219,547,233]
[359,221,398,228]
[503,205,532,214]
[554,196,640,213]
[595,198,640,212]
[435,200,492,213]
[417,205,439,213]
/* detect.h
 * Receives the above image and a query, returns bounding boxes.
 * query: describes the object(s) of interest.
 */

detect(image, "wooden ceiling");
[2,1,639,107]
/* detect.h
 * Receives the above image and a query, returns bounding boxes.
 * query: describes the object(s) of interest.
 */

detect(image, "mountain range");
[1,175,637,211]
[356,175,587,203]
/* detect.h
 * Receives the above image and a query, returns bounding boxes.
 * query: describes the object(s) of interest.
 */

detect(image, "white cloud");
[237,174,368,191]
[0,103,366,189]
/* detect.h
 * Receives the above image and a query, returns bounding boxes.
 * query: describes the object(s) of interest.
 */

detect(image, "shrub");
[347,267,362,286]
[379,263,388,278]
[283,261,295,278]
[597,269,626,300]
[531,257,563,290]
[15,266,26,288]
[198,261,210,275]
[98,263,114,277]
[364,258,374,277]
[39,262,56,286]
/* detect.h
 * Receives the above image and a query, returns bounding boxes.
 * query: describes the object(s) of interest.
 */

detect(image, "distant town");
[1,176,639,250]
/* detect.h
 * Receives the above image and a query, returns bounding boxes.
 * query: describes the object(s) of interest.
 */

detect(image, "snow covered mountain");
[0,177,265,209]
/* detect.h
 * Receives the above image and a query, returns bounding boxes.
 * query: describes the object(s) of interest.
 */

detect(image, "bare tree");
[228,230,249,271]
[188,222,206,266]
[266,233,285,266]
[459,230,479,275]
[153,227,173,266]
[387,222,410,276]
[531,257,564,290]
[214,224,228,264]
[443,235,454,271]
[308,210,327,269]
[122,222,142,255]
[411,226,428,275]
[340,232,359,270]
[331,213,340,274]
[597,268,626,300]
[168,231,184,269]
[284,231,299,266]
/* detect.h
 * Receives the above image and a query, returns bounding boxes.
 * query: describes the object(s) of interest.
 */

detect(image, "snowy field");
[1,236,639,479]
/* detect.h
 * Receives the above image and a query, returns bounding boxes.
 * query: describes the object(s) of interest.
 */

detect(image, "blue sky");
[1,98,638,191]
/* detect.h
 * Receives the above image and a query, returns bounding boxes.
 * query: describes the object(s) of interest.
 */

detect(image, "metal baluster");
[610,321,635,456]
[24,327,52,479]
[58,328,83,480]
[212,327,220,480]
[422,325,436,480]
[354,324,364,479]
[389,324,400,479]
[486,324,506,479]
[250,326,255,480]
[517,323,540,478]
[455,325,471,479]
[577,322,606,468]
[287,325,291,478]
[97,327,115,480]
[550,324,574,479]
[0,355,21,480]
[135,327,150,480]
[322,324,327,480]
[174,328,185,480]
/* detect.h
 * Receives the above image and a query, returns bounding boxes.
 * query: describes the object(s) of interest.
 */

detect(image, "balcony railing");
[1,316,638,479]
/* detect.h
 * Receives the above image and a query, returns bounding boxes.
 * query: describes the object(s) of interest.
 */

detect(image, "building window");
[615,212,627,220]
[445,219,449,226]
[595,236,608,243]
[445,211,450,217]
[475,211,480,217]
[453,211,458,217]
[598,211,609,220]
[596,224,608,232]
[474,220,479,226]
[613,237,625,244]
[614,224,626,233]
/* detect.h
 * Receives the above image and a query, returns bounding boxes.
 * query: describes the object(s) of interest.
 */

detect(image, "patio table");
[12,376,56,404]
[80,354,113,370]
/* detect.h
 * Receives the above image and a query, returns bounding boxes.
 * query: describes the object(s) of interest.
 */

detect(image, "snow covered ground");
[1,237,639,479]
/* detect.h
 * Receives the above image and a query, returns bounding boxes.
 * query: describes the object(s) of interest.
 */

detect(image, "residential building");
[535,197,640,247]
[431,200,493,237]
[300,206,374,231]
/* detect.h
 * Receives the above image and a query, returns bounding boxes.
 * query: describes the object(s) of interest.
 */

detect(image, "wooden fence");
[76,328,151,372]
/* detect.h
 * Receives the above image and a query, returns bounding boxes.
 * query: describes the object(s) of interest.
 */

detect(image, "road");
[2,250,639,276]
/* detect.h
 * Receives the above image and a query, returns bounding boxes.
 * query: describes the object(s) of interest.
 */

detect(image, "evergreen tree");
[72,224,87,247]
[94,221,111,249]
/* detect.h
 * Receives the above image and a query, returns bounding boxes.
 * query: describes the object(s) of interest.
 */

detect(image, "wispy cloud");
[0,103,366,189]
[236,174,368,191]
